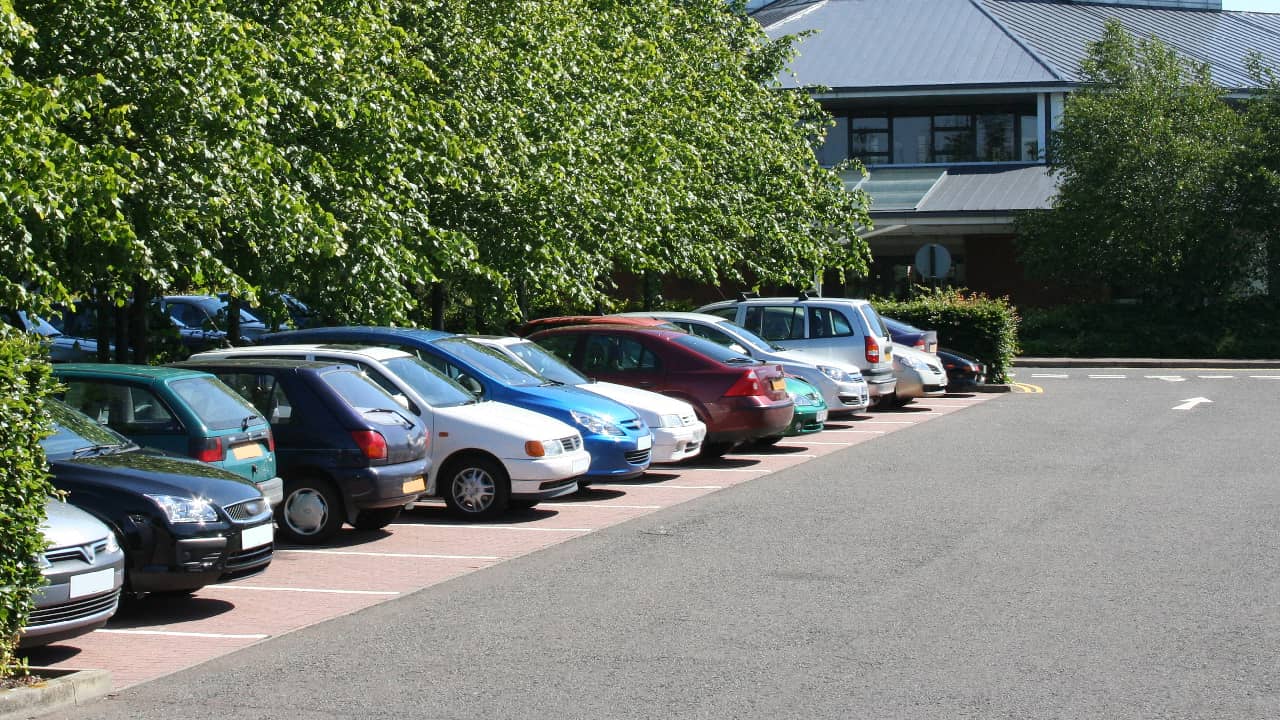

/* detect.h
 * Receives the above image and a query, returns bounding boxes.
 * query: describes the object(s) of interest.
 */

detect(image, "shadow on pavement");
[20,644,83,666]
[396,504,560,525]
[108,596,236,626]
[544,487,628,503]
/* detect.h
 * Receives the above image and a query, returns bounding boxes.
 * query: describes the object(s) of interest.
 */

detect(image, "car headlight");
[104,532,120,553]
[524,439,566,458]
[657,414,683,428]
[570,409,625,437]
[146,494,218,524]
[818,365,854,383]
[898,355,924,371]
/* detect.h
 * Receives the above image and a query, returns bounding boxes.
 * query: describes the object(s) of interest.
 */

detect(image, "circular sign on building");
[914,243,952,280]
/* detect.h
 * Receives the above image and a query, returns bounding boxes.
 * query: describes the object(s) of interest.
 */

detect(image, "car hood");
[49,450,263,506]
[512,384,642,427]
[41,500,112,548]
[583,382,695,423]
[892,344,946,380]
[771,347,863,377]
[433,400,578,440]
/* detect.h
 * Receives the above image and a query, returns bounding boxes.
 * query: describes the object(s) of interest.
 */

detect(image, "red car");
[515,315,677,337]
[527,325,794,458]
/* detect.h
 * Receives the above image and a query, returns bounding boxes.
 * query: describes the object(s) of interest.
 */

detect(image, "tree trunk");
[1268,232,1280,299]
[227,295,243,346]
[430,283,445,331]
[129,278,150,364]
[112,301,129,363]
[94,292,111,363]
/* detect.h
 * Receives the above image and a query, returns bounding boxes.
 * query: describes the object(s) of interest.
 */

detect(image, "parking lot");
[22,393,994,690]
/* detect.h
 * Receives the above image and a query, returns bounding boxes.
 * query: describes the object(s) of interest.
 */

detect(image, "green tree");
[1017,21,1251,306]
[1239,54,1280,298]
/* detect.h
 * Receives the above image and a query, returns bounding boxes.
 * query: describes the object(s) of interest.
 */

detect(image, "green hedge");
[0,334,58,678]
[873,288,1021,383]
[1019,297,1280,359]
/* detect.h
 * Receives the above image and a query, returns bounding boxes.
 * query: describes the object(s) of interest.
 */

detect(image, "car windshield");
[717,322,785,352]
[190,297,264,326]
[19,312,61,337]
[169,376,263,431]
[434,338,544,387]
[503,340,588,386]
[42,401,134,460]
[382,356,477,407]
[670,334,759,364]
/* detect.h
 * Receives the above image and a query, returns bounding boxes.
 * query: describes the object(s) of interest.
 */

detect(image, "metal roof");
[916,165,1057,212]
[758,0,1063,90]
[753,0,1280,91]
[982,1,1280,89]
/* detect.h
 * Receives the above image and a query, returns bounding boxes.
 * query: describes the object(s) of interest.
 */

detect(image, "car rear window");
[882,316,922,335]
[169,376,263,431]
[670,334,757,364]
[321,369,405,414]
[859,305,891,338]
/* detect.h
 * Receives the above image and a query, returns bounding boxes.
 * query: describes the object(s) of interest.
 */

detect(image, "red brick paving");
[21,394,994,690]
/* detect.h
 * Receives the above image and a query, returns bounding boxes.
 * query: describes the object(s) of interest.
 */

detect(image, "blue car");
[259,327,653,483]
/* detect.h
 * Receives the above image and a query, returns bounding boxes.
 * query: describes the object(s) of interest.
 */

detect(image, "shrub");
[0,333,59,678]
[873,288,1021,383]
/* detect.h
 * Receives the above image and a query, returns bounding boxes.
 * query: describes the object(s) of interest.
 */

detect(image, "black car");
[174,358,431,544]
[882,316,939,354]
[938,347,987,391]
[43,400,275,597]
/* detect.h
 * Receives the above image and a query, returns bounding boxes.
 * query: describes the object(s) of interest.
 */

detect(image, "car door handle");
[635,381,654,388]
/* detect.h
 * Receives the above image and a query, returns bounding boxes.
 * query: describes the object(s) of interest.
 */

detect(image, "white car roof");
[193,343,412,363]
[618,311,732,324]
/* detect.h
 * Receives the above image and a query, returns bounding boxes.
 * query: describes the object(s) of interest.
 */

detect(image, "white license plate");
[240,522,274,550]
[69,568,115,599]
[816,409,829,423]
[636,434,652,451]
[231,442,264,460]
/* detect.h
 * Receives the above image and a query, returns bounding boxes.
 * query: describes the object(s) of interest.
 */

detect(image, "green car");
[53,364,283,506]
[755,377,827,446]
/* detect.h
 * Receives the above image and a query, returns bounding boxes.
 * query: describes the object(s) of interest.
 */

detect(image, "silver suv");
[696,296,897,406]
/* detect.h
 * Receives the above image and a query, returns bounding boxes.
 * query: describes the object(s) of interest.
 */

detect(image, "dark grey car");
[20,500,125,648]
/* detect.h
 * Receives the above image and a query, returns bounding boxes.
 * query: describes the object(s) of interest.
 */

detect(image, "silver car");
[887,343,948,406]
[20,500,125,648]
[619,311,870,416]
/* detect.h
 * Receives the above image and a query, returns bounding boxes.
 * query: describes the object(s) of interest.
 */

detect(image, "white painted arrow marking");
[1172,397,1212,411]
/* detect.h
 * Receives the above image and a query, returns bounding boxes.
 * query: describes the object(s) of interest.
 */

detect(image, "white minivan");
[192,345,591,520]
[696,296,898,406]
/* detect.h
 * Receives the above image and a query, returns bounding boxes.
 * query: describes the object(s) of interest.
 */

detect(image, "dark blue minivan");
[260,327,653,483]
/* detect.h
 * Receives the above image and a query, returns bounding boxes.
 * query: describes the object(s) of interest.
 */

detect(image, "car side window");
[416,355,484,397]
[64,381,182,433]
[746,306,805,341]
[580,335,612,374]
[536,334,579,366]
[584,334,659,373]
[217,372,295,425]
[808,307,854,338]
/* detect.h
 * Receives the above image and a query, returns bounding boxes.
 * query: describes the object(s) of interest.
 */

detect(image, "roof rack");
[737,291,759,301]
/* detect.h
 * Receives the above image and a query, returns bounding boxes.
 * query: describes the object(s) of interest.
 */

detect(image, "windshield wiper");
[71,443,130,458]
[241,413,261,431]
[724,356,757,364]
[539,379,565,386]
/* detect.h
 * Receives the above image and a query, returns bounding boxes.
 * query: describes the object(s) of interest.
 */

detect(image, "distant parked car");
[619,311,870,416]
[882,316,938,355]
[258,327,655,484]
[516,315,679,337]
[43,400,275,597]
[526,324,794,458]
[19,500,125,648]
[470,335,707,464]
[938,347,987,391]
[2,310,100,362]
[886,344,948,406]
[158,295,268,346]
[754,376,827,446]
[193,344,589,520]
[54,364,283,506]
[175,358,430,542]
[696,296,898,407]
[217,292,317,332]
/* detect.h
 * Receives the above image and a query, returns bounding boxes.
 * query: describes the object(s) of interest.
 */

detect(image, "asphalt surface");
[49,369,1280,719]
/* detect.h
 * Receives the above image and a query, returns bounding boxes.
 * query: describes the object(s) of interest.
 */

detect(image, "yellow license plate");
[770,378,786,391]
[231,443,263,460]
[402,477,426,494]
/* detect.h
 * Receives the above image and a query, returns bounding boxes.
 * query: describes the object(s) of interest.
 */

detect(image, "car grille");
[43,539,110,566]
[225,498,272,523]
[678,413,697,427]
[559,435,583,452]
[27,589,120,628]
[225,544,273,574]
[620,418,645,431]
[624,448,651,465]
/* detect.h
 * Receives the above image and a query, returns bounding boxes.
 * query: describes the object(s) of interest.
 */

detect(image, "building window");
[816,117,849,167]
[838,107,1040,166]
[1019,114,1039,161]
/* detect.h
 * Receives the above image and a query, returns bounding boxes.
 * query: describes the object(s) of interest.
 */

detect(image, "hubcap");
[284,488,328,535]
[452,467,496,512]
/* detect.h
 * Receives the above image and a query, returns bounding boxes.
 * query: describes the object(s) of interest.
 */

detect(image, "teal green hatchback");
[781,376,828,436]
[53,364,283,506]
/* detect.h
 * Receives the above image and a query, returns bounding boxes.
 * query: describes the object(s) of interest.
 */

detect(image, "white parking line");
[391,524,592,532]
[1031,373,1069,378]
[1146,375,1186,382]
[214,586,400,596]
[97,629,270,640]
[278,549,501,561]
[820,429,886,434]
[542,503,662,510]
[1251,375,1280,379]
[591,484,723,490]
[779,440,852,446]
[731,454,818,459]
[1089,374,1127,379]
[853,420,916,425]
[1198,375,1235,379]
[690,468,770,473]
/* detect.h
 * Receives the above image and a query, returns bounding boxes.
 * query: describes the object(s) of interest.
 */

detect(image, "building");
[751,0,1279,303]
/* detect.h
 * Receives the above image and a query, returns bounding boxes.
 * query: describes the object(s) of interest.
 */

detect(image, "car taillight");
[914,338,926,350]
[266,431,275,453]
[351,430,388,460]
[723,370,764,398]
[865,335,881,364]
[192,437,224,463]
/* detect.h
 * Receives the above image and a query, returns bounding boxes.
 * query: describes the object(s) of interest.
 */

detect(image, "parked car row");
[17,294,989,649]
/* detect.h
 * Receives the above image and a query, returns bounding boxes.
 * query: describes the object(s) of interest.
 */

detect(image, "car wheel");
[277,477,344,544]
[753,435,783,447]
[442,457,510,521]
[352,507,402,531]
[700,441,734,459]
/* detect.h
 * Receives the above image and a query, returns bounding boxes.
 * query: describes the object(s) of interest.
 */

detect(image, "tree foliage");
[1017,22,1254,306]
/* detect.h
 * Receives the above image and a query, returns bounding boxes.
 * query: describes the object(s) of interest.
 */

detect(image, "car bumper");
[650,423,707,463]
[343,457,432,510]
[824,379,869,415]
[583,433,653,481]
[256,476,284,507]
[129,518,275,593]
[705,398,795,445]
[864,369,897,405]
[506,451,591,499]
[20,562,125,648]
[784,405,828,436]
